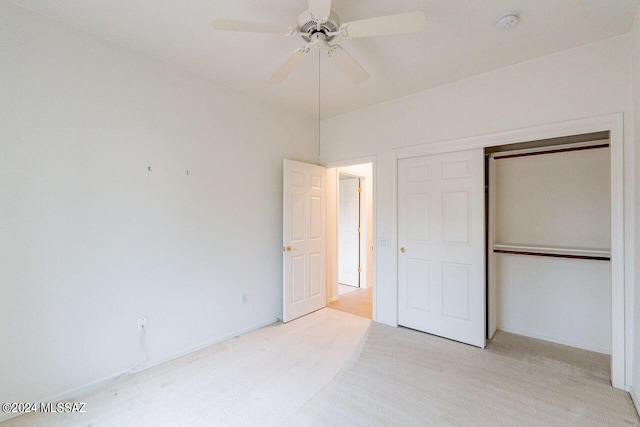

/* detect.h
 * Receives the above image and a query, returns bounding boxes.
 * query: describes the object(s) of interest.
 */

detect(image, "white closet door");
[398,149,485,348]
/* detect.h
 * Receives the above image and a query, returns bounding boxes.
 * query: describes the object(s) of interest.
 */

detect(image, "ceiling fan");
[211,0,427,85]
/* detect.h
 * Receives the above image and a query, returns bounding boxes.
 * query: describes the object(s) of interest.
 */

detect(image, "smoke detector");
[496,14,519,31]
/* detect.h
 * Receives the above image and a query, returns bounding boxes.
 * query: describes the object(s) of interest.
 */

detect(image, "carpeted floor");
[4,308,638,426]
[289,323,639,426]
[3,309,371,427]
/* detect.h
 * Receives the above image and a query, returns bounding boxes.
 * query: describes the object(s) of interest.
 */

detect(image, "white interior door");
[283,159,326,322]
[338,177,360,287]
[398,149,485,348]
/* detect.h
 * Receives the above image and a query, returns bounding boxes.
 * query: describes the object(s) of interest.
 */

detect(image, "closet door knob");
[400,247,406,253]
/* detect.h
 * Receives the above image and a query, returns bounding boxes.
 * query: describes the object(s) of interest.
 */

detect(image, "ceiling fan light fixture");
[298,10,340,42]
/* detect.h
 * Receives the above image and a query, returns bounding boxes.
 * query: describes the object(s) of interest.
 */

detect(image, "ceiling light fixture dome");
[496,13,519,31]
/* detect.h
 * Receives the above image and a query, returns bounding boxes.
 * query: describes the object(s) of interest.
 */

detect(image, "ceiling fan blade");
[308,0,332,21]
[211,18,291,35]
[268,49,309,85]
[341,11,426,38]
[327,45,369,84]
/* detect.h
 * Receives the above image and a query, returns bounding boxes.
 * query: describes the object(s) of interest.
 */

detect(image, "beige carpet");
[289,324,639,426]
[4,309,639,426]
[3,309,371,427]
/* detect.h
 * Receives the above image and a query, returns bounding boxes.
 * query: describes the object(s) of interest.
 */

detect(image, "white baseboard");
[378,317,398,328]
[498,327,611,355]
[0,318,278,424]
[630,386,640,418]
[328,296,338,303]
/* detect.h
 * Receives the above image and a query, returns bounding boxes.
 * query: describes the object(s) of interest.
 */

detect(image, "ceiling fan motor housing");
[298,10,340,42]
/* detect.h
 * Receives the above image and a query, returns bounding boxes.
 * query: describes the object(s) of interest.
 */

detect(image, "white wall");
[320,34,634,375]
[631,3,640,408]
[0,1,317,412]
[492,148,611,353]
[496,255,611,353]
[494,148,611,249]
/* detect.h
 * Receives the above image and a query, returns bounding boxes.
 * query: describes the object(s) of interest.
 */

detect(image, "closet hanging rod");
[492,243,610,261]
[491,141,609,160]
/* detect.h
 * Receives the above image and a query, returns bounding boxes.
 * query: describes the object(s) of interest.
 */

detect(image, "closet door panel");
[398,149,485,348]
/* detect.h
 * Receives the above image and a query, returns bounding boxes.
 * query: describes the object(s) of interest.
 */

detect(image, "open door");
[283,159,327,322]
[397,148,485,348]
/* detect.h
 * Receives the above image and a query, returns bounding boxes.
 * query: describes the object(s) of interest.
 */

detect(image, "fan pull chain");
[318,48,321,160]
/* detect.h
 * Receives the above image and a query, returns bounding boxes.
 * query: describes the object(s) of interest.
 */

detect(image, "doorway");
[327,162,374,319]
[338,174,361,289]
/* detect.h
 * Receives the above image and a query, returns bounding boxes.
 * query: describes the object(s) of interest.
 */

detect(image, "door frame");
[392,113,626,390]
[325,156,377,320]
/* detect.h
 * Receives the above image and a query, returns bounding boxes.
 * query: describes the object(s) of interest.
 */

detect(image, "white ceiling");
[10,0,639,118]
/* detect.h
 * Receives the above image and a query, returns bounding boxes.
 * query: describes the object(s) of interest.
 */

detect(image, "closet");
[486,133,611,354]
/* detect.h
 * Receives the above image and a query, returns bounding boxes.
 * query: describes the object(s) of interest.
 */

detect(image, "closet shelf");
[492,243,610,261]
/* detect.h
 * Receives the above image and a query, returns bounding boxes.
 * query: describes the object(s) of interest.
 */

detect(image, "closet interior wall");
[487,134,612,354]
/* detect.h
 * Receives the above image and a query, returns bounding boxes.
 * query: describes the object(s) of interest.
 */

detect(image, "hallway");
[328,285,373,319]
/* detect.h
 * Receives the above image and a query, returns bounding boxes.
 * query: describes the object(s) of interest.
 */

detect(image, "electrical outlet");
[241,292,248,305]
[137,317,147,332]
